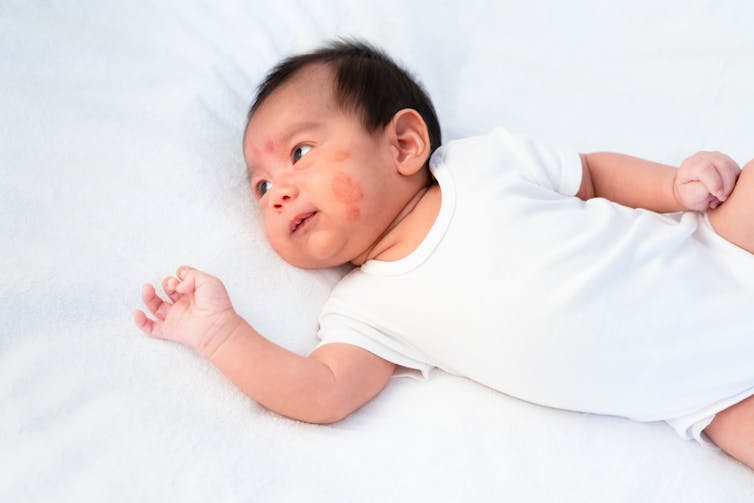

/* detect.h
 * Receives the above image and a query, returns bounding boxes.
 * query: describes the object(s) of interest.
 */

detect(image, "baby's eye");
[292,145,312,164]
[256,180,272,198]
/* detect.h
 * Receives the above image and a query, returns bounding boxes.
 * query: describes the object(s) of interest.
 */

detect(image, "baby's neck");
[351,183,442,265]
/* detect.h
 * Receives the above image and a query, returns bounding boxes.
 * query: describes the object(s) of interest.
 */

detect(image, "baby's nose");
[271,181,299,210]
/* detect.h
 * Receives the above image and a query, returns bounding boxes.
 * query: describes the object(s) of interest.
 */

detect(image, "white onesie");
[316,128,754,444]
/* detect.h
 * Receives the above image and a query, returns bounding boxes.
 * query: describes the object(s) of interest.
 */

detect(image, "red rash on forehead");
[331,172,363,221]
[247,137,276,165]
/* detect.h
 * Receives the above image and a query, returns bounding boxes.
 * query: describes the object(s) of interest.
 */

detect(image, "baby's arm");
[134,266,394,423]
[578,152,741,212]
[211,327,395,423]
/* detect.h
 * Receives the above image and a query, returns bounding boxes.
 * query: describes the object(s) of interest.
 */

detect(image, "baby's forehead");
[248,65,336,126]
[244,63,373,163]
[245,78,362,138]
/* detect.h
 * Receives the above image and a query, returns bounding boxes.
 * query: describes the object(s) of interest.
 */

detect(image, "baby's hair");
[248,38,442,167]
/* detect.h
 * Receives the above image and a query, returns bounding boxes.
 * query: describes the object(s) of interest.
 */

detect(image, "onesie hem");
[665,386,754,448]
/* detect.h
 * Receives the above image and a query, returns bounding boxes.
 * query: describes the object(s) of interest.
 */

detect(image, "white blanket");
[3,1,754,500]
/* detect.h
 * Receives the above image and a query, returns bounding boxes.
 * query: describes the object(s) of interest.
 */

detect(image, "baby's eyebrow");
[245,121,323,177]
[280,121,324,144]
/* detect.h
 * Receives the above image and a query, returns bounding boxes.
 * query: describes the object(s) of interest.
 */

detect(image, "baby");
[134,40,754,469]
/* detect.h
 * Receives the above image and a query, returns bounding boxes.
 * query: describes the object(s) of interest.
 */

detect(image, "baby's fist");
[134,266,240,358]
[674,151,740,211]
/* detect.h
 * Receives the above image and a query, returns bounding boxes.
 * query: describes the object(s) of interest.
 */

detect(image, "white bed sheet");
[2,1,754,501]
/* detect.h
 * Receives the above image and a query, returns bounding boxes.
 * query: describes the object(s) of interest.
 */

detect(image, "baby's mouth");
[290,211,317,233]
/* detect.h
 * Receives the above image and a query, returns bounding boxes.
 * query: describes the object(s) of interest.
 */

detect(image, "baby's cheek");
[332,150,351,162]
[331,172,363,221]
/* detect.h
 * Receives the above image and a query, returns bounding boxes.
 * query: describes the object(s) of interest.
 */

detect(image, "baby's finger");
[161,276,181,303]
[133,309,165,339]
[176,265,195,280]
[175,269,197,294]
[716,157,741,201]
[707,194,721,209]
[175,265,207,295]
[141,283,171,320]
[695,163,726,201]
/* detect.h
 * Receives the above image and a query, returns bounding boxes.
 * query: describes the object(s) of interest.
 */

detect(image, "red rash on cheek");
[333,150,351,162]
[331,172,363,221]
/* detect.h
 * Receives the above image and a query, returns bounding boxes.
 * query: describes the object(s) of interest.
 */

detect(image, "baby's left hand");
[674,151,741,211]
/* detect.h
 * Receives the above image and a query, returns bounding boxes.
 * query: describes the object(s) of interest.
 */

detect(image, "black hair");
[248,39,442,168]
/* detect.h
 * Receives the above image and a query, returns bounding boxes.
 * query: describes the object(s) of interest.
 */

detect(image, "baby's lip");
[289,211,317,233]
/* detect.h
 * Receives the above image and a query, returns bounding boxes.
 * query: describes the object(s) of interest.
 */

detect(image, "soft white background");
[2,1,754,501]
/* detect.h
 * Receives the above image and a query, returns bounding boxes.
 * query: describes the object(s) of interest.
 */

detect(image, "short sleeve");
[492,127,583,196]
[316,310,433,380]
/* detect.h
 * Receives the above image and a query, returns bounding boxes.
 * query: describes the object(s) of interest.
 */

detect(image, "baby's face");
[244,64,408,269]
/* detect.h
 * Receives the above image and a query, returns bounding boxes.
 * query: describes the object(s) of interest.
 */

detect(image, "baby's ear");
[388,109,430,176]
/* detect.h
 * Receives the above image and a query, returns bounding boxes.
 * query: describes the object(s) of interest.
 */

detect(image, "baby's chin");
[275,234,353,270]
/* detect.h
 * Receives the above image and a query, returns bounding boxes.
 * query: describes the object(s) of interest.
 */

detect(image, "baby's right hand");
[133,266,241,358]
